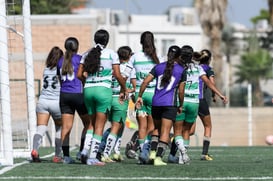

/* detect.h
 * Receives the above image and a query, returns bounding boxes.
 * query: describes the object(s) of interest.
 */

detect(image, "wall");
[192,107,273,146]
[7,15,97,59]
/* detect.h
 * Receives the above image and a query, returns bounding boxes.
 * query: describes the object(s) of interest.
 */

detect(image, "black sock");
[169,139,178,156]
[80,137,85,152]
[156,141,168,158]
[62,146,70,157]
[150,135,159,151]
[202,140,210,155]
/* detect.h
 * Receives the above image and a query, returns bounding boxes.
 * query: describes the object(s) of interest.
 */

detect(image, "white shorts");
[36,98,61,120]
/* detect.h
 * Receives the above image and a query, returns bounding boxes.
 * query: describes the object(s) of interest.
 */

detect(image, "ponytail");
[62,37,79,75]
[84,45,103,74]
[161,45,181,87]
[84,29,110,74]
[140,31,160,64]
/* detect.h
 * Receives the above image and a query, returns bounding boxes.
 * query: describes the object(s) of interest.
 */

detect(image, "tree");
[233,2,273,107]
[235,33,273,106]
[222,25,237,63]
[6,0,86,15]
[251,8,273,50]
[194,0,228,104]
[268,0,273,25]
[251,9,269,25]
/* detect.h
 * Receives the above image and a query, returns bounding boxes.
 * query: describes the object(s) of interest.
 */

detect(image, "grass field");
[0,146,272,181]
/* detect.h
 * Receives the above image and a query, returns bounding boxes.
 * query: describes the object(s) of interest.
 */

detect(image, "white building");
[77,7,203,57]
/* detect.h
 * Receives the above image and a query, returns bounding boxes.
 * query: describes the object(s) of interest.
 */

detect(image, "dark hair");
[84,29,109,74]
[180,45,193,65]
[161,45,181,87]
[46,46,63,70]
[94,29,109,47]
[140,31,160,64]
[62,37,79,75]
[117,46,132,61]
[194,49,212,65]
[192,51,201,61]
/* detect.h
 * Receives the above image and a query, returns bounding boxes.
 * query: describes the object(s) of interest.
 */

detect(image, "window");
[162,39,175,55]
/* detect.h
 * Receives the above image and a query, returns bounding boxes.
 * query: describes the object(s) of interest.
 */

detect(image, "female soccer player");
[31,46,63,163]
[57,37,90,164]
[99,46,136,162]
[169,45,228,165]
[195,49,216,161]
[135,45,187,166]
[77,29,126,166]
[129,31,161,164]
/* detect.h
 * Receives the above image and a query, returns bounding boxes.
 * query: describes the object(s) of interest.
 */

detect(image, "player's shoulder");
[132,51,145,58]
[103,48,116,54]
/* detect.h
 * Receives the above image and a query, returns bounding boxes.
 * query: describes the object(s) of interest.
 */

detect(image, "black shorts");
[152,106,178,121]
[60,92,87,115]
[198,98,210,117]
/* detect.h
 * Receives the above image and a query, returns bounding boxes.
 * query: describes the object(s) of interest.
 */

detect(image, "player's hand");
[119,89,130,104]
[220,95,228,104]
[119,92,126,104]
[177,106,182,114]
[135,97,143,110]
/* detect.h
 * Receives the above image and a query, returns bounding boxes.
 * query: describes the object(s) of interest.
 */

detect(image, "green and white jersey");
[81,48,119,89]
[184,63,206,103]
[112,61,134,96]
[129,51,163,93]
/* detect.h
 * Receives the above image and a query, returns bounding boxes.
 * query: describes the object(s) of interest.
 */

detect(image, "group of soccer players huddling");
[31,29,228,166]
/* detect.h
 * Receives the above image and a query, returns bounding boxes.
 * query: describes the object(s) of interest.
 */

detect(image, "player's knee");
[137,110,147,117]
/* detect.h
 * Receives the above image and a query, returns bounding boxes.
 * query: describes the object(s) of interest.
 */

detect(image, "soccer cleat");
[87,158,105,166]
[139,151,149,164]
[52,156,63,163]
[76,151,81,161]
[168,154,179,163]
[149,150,156,160]
[125,141,135,158]
[63,156,75,164]
[31,150,41,163]
[126,149,138,159]
[179,150,190,165]
[138,142,150,164]
[112,154,124,162]
[153,157,167,166]
[80,154,88,164]
[201,154,213,161]
[101,156,116,163]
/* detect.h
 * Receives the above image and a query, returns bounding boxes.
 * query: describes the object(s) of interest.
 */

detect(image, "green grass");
[0,146,273,180]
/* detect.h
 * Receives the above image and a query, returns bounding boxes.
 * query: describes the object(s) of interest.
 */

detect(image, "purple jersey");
[57,54,83,93]
[150,62,186,106]
[199,64,214,99]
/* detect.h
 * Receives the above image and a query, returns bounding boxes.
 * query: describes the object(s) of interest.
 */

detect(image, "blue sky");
[89,0,268,28]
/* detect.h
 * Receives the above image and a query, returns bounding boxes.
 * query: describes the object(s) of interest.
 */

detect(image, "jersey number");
[186,80,193,90]
[43,75,58,89]
[157,75,176,91]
